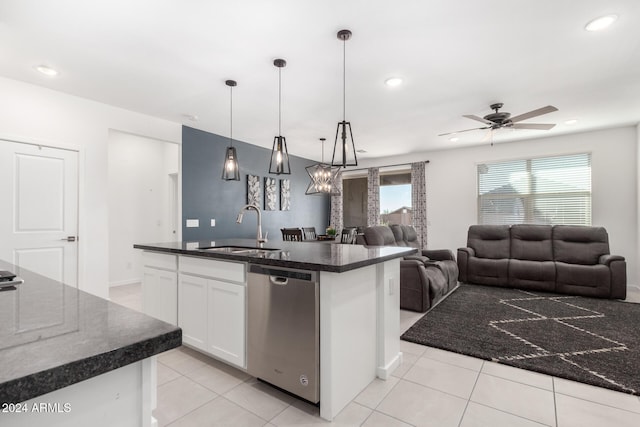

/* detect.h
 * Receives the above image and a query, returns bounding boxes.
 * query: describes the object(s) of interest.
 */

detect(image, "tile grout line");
[552,377,559,427]
[457,360,484,427]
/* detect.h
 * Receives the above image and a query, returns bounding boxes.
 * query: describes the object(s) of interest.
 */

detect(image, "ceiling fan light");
[585,14,618,32]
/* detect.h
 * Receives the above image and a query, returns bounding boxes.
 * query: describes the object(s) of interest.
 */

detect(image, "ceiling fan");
[439,103,558,137]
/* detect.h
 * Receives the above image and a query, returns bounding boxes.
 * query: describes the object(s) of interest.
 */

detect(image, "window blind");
[477,153,591,226]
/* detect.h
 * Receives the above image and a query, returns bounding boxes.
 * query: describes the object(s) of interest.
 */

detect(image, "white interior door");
[0,140,79,287]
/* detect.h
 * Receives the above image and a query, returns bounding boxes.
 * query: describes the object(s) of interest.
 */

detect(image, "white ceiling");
[1,0,639,161]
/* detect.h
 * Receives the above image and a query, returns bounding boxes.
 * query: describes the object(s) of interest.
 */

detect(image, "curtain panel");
[411,162,428,248]
[329,170,343,232]
[367,167,380,227]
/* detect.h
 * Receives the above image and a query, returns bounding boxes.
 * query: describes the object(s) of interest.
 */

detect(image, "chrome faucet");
[236,204,268,246]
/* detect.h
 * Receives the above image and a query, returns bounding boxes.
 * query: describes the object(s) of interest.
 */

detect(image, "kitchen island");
[135,239,416,420]
[0,260,181,427]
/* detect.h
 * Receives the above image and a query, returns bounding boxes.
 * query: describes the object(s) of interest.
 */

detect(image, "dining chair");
[340,227,357,244]
[281,228,303,242]
[302,227,317,240]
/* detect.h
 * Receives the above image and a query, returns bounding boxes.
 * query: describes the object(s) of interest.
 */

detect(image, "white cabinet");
[177,274,207,350]
[207,279,245,367]
[142,252,178,325]
[178,256,246,368]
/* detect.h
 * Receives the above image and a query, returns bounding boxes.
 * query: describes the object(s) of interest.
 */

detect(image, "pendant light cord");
[278,66,282,136]
[229,85,233,147]
[342,37,346,122]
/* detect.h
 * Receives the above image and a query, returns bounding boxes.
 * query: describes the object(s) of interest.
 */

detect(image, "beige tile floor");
[110,283,640,427]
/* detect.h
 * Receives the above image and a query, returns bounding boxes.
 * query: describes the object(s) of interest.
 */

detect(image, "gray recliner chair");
[359,225,459,312]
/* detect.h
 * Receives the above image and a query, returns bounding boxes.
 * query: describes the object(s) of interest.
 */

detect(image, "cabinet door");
[142,267,177,325]
[207,279,246,367]
[178,274,207,351]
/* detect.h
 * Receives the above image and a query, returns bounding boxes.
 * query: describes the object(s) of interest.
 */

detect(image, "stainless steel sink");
[198,246,280,255]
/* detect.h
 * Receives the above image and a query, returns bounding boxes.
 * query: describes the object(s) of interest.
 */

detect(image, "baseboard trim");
[109,279,141,288]
[377,352,403,380]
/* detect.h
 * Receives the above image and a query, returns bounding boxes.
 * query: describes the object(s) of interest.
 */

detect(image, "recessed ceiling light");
[182,114,199,122]
[449,137,459,142]
[34,65,59,77]
[384,77,403,87]
[564,119,578,125]
[585,14,618,32]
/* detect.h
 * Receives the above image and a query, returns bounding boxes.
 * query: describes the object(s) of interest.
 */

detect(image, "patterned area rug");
[401,284,640,395]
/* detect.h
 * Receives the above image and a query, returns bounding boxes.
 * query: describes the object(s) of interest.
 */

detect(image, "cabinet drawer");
[143,251,177,271]
[179,256,245,283]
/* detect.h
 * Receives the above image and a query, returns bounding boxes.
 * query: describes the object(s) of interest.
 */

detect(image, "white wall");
[108,131,179,287]
[0,77,181,298]
[359,126,639,286]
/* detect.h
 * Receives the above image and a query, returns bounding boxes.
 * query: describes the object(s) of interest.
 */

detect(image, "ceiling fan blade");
[463,114,493,125]
[438,126,490,137]
[510,105,558,123]
[511,123,556,130]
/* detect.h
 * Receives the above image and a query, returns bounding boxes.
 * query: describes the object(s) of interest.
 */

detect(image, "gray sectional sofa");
[357,225,459,312]
[457,224,626,299]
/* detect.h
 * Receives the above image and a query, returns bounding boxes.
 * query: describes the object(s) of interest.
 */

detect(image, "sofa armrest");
[598,255,627,299]
[401,259,425,268]
[404,255,431,263]
[457,247,474,283]
[458,247,475,258]
[599,254,625,266]
[421,249,455,261]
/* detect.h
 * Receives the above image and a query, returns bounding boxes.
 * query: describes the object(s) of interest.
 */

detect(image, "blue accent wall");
[182,126,330,242]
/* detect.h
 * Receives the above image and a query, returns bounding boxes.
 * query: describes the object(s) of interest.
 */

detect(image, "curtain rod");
[340,160,429,173]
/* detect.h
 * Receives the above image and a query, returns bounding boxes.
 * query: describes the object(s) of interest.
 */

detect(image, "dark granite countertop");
[0,260,181,404]
[134,239,417,273]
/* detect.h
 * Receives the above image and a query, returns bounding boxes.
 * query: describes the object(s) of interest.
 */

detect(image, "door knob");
[60,236,77,242]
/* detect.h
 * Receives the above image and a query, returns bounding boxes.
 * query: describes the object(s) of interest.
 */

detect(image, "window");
[478,153,591,225]
[380,170,412,226]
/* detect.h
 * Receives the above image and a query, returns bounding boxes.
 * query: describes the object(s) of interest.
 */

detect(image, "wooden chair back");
[281,228,303,242]
[302,227,317,240]
[340,227,357,244]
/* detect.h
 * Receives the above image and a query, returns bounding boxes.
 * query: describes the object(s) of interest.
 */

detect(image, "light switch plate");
[211,219,216,227]
[186,219,199,228]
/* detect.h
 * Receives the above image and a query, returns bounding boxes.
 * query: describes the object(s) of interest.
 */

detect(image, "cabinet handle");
[269,276,288,286]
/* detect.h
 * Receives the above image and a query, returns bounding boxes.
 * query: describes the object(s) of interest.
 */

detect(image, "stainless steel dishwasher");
[247,264,319,403]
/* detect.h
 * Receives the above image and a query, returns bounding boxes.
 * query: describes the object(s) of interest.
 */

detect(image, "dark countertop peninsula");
[0,261,181,405]
[134,239,417,272]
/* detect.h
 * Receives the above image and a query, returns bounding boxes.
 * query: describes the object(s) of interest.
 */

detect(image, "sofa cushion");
[553,226,610,265]
[389,224,408,247]
[508,259,556,292]
[511,224,553,261]
[467,225,511,259]
[401,225,421,249]
[363,225,397,246]
[467,257,509,286]
[556,262,611,297]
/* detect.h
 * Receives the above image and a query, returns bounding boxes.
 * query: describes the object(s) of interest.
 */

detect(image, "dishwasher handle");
[269,276,289,286]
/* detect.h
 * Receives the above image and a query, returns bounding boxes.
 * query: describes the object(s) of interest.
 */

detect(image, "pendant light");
[305,138,341,195]
[221,79,240,181]
[331,29,358,168]
[268,59,291,175]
